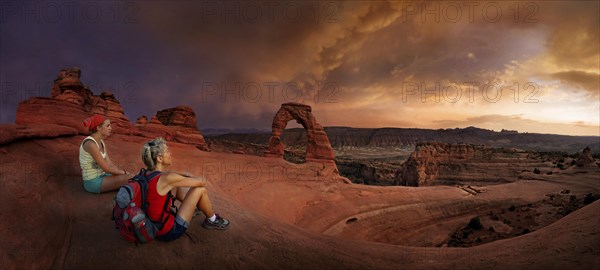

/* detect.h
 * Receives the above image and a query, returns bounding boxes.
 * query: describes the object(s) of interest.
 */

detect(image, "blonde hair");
[142,137,167,170]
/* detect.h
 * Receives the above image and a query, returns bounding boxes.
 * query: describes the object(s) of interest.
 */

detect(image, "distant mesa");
[5,67,208,150]
[210,126,599,154]
[201,128,270,136]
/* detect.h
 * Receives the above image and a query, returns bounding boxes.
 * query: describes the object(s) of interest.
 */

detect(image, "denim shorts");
[156,215,190,242]
[83,173,111,194]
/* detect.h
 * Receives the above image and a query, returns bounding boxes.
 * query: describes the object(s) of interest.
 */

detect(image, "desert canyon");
[1,68,599,269]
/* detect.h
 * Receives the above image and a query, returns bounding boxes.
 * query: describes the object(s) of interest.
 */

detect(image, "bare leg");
[174,187,189,201]
[100,173,132,193]
[176,187,214,222]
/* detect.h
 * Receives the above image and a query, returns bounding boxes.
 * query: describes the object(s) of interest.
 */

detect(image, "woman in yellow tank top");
[79,114,132,193]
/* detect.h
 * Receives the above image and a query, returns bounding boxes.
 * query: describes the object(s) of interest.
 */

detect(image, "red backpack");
[112,169,172,244]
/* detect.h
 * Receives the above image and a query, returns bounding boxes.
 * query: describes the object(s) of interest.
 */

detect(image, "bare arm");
[104,151,114,166]
[162,172,207,188]
[164,170,195,177]
[104,154,125,174]
[83,141,126,175]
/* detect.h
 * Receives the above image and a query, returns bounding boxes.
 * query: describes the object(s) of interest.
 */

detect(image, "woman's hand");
[109,164,128,175]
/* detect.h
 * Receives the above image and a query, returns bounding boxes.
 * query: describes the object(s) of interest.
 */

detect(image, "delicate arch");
[264,102,334,161]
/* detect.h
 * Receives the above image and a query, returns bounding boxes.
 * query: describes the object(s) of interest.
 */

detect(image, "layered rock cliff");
[396,142,544,186]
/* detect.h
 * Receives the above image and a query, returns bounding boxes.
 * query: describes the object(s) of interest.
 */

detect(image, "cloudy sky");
[1,1,598,135]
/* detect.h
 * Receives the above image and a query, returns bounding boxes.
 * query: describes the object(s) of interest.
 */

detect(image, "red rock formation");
[17,68,135,135]
[396,142,535,186]
[56,68,83,91]
[263,103,347,183]
[156,106,198,129]
[16,97,91,134]
[13,67,209,150]
[264,103,335,161]
[149,115,162,124]
[136,116,148,125]
[135,119,175,141]
[0,124,79,145]
[335,158,402,185]
[135,106,208,150]
[52,67,94,109]
[90,91,134,134]
[576,146,595,167]
[397,142,476,186]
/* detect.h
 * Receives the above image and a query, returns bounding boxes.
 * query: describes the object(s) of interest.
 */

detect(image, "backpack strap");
[140,170,162,212]
[155,191,173,230]
[140,170,172,230]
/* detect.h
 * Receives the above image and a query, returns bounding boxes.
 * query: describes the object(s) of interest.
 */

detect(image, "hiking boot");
[202,213,230,230]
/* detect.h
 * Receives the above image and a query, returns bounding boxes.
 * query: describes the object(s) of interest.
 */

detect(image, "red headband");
[83,114,107,131]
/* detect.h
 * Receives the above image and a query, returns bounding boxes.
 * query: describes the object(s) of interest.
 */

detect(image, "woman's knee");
[189,186,207,196]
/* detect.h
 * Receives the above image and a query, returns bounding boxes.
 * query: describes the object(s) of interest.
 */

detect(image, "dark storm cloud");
[540,2,600,70]
[1,1,598,134]
[136,0,538,109]
[549,71,600,98]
